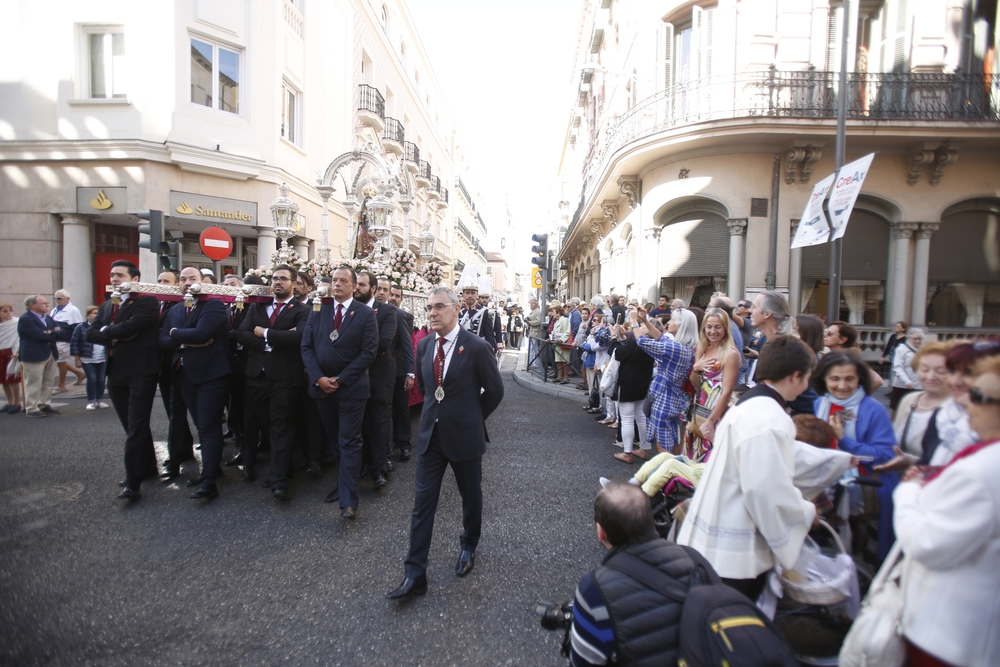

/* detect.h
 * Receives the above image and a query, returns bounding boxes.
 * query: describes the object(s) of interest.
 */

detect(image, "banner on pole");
[790,173,836,249]
[828,153,875,241]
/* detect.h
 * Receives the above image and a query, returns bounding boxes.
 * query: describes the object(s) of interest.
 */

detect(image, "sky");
[406,0,581,264]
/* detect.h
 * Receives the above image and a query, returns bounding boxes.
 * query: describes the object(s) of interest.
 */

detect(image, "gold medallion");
[435,386,445,402]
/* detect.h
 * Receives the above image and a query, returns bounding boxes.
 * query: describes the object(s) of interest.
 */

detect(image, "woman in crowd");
[636,307,697,454]
[573,306,592,390]
[506,306,524,350]
[879,320,908,365]
[890,327,925,412]
[892,341,951,458]
[550,304,572,384]
[686,309,740,459]
[71,305,108,411]
[608,321,655,463]
[793,314,825,357]
[590,295,612,321]
[812,350,897,560]
[580,311,604,412]
[893,355,1000,667]
[593,318,617,425]
[0,302,21,413]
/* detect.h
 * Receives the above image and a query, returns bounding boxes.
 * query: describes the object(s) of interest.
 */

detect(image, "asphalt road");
[0,353,630,666]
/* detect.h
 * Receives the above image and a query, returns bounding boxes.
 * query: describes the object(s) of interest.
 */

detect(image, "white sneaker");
[97,402,110,409]
[85,403,97,411]
[599,476,611,488]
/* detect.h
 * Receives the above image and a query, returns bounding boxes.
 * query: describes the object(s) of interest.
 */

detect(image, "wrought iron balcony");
[417,160,432,182]
[585,68,1000,200]
[383,117,404,144]
[404,141,419,164]
[429,175,441,192]
[440,187,449,204]
[358,84,385,119]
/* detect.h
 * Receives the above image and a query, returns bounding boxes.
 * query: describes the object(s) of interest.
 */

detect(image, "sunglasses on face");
[969,387,1000,405]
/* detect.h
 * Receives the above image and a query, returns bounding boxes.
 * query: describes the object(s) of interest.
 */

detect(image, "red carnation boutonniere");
[349,311,355,317]
[458,346,465,355]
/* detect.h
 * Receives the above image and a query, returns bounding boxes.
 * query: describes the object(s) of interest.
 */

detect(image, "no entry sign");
[199,226,234,261]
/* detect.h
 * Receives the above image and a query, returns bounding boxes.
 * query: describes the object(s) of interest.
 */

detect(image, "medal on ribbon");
[329,330,340,342]
[435,386,445,402]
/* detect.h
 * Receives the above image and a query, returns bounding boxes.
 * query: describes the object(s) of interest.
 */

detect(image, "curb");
[513,369,589,402]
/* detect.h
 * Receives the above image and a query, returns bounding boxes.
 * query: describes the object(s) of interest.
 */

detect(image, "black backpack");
[605,548,798,667]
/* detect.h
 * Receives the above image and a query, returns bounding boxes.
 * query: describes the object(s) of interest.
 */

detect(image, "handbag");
[838,541,906,667]
[6,354,20,378]
[559,332,576,350]
[686,402,713,440]
[599,350,619,397]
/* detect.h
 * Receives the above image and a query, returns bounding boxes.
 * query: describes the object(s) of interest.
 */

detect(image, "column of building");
[60,215,94,306]
[788,219,802,314]
[889,222,920,324]
[727,218,748,301]
[910,222,940,325]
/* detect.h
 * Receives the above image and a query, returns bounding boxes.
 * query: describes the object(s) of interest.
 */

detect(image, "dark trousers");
[107,373,159,488]
[82,362,106,402]
[166,370,196,466]
[246,375,300,490]
[404,427,483,579]
[228,372,245,440]
[362,383,392,477]
[392,375,412,453]
[300,385,327,464]
[240,386,269,472]
[315,392,367,510]
[721,572,769,602]
[178,370,229,482]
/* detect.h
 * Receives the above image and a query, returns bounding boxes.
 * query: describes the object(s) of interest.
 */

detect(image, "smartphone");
[854,455,875,462]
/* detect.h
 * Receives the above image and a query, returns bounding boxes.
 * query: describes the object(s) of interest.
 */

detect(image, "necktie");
[269,301,284,326]
[111,303,120,321]
[433,336,446,387]
[333,304,344,331]
[185,306,192,319]
[159,302,165,317]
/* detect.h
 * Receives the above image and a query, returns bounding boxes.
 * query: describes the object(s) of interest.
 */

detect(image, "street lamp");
[418,219,436,260]
[270,182,300,264]
[365,192,393,240]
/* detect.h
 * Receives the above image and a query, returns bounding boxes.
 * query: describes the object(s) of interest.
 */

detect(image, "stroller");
[650,475,696,540]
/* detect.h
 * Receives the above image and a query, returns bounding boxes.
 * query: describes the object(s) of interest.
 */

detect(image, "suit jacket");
[87,295,161,378]
[394,307,415,378]
[235,300,309,382]
[158,298,232,384]
[414,328,504,461]
[17,312,71,362]
[301,299,378,399]
[368,300,398,389]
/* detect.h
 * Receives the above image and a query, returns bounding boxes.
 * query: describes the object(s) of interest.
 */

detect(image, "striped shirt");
[570,573,614,666]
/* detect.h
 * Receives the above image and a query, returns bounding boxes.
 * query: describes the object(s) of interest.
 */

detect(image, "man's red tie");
[184,306,192,318]
[269,301,284,326]
[433,336,446,387]
[111,303,120,321]
[333,303,344,331]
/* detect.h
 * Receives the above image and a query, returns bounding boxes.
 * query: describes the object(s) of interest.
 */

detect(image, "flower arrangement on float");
[422,262,444,286]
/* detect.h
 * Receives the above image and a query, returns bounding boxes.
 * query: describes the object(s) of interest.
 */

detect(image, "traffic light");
[159,240,181,271]
[531,233,548,268]
[137,210,164,254]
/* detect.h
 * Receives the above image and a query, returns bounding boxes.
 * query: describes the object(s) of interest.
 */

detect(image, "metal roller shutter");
[659,212,729,277]
[929,212,992,283]
[802,210,890,280]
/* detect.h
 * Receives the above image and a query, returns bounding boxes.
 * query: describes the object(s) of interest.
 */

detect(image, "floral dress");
[684,364,724,460]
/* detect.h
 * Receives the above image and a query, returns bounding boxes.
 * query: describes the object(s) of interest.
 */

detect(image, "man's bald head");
[593,482,658,548]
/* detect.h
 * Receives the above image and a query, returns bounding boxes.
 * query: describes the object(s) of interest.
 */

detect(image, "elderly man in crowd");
[18,295,72,417]
[51,289,85,393]
[525,298,542,370]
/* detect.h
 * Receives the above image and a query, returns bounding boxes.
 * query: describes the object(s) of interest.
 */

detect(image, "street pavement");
[0,350,631,666]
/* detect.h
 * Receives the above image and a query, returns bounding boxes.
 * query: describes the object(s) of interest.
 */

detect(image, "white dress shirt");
[263,297,294,351]
[434,324,460,380]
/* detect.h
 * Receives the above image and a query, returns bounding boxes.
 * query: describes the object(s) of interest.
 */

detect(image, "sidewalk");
[511,347,590,402]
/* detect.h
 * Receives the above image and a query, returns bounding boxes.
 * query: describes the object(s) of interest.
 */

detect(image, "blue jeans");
[82,362,106,402]
[527,337,538,367]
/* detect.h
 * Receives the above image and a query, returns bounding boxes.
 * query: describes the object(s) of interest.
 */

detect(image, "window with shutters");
[875,0,910,73]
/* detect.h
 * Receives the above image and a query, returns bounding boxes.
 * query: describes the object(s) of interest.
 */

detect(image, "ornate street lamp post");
[417,220,436,260]
[270,182,300,264]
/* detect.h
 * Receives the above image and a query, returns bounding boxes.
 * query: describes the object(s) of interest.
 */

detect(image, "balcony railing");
[440,187,449,204]
[283,0,303,38]
[358,84,384,119]
[429,175,441,193]
[584,68,1000,204]
[856,326,1000,362]
[404,141,419,163]
[417,160,432,181]
[383,117,404,144]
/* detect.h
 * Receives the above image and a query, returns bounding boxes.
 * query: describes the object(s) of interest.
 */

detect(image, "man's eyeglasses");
[424,302,457,313]
[271,276,293,283]
[969,387,1000,405]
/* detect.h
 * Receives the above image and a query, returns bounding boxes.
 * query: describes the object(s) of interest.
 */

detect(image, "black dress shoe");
[372,474,388,490]
[386,576,428,600]
[398,447,411,461]
[222,429,235,440]
[159,467,181,481]
[340,507,356,520]
[455,550,476,577]
[223,453,243,468]
[385,458,395,473]
[272,488,290,502]
[117,487,140,500]
[324,488,340,503]
[186,475,205,487]
[189,482,218,500]
[306,462,322,478]
[242,467,256,482]
[39,406,61,414]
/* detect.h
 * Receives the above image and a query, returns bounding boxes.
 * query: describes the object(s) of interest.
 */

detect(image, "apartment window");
[281,84,300,144]
[191,37,241,114]
[84,27,126,98]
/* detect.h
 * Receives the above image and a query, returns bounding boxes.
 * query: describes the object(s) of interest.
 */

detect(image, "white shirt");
[434,325,460,381]
[52,303,82,325]
[334,296,354,317]
[263,298,294,351]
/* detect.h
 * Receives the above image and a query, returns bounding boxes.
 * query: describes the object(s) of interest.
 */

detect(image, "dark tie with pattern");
[333,304,344,331]
[433,336,446,388]
[269,301,284,326]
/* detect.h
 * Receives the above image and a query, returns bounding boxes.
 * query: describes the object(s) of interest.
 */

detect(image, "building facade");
[0,0,474,309]
[556,0,1000,339]
[450,176,488,280]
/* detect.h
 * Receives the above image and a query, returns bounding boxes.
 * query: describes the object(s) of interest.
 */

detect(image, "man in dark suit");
[387,286,504,600]
[17,295,72,416]
[159,267,232,500]
[387,282,415,461]
[222,274,247,450]
[301,266,378,520]
[236,265,309,501]
[155,270,195,476]
[356,270,397,488]
[87,260,162,499]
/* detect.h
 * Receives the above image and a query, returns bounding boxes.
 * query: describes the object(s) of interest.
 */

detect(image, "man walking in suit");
[18,295,72,417]
[155,270,195,477]
[301,266,378,520]
[236,265,309,501]
[387,286,504,600]
[87,260,162,499]
[159,267,232,500]
[387,282,415,461]
[357,271,397,489]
